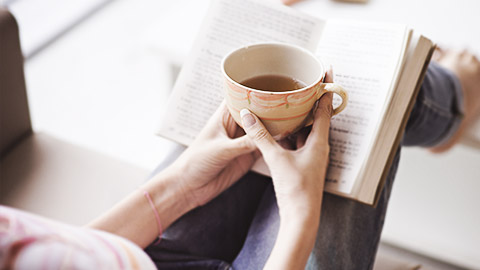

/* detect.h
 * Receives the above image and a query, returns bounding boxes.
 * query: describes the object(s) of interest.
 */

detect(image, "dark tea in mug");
[240,74,307,92]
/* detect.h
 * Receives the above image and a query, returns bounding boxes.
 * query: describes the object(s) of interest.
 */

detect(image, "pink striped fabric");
[0,206,156,270]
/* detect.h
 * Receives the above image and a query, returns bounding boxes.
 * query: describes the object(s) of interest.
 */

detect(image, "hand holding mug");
[240,71,334,270]
[165,102,257,208]
[240,71,334,221]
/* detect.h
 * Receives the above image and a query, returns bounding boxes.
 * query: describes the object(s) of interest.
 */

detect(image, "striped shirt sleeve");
[0,205,157,270]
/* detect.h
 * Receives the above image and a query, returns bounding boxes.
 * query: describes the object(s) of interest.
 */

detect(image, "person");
[86,69,336,270]
[1,71,334,269]
[91,48,477,269]
[116,48,476,270]
[1,51,479,270]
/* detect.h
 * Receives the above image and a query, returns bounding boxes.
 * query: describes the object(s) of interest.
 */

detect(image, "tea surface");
[240,74,306,92]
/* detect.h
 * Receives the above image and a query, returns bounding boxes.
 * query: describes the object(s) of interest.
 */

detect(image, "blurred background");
[1,0,479,269]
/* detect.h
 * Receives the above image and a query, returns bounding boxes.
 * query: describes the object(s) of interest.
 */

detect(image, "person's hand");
[163,102,258,208]
[90,103,258,248]
[241,71,334,270]
[241,72,334,221]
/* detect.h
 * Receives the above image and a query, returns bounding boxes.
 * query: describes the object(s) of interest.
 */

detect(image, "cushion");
[0,132,149,226]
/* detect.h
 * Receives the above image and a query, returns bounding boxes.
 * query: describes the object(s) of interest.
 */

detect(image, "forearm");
[264,204,321,270]
[88,167,194,248]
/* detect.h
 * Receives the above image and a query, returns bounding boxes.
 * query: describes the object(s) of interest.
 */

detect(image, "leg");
[305,60,469,269]
[425,49,480,151]
[232,182,278,269]
[306,149,400,269]
[144,144,270,269]
[146,52,479,268]
[232,150,401,270]
[403,61,464,147]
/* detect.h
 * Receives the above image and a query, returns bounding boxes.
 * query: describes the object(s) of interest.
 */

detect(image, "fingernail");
[240,109,256,128]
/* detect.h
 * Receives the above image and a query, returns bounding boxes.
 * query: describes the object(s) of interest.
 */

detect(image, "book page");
[316,20,409,194]
[157,0,324,145]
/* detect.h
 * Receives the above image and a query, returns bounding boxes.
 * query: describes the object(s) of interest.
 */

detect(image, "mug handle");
[316,83,348,115]
[304,83,348,126]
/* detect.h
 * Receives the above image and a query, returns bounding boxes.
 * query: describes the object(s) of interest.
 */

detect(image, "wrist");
[278,216,320,245]
[277,192,322,223]
[142,168,195,229]
[279,204,320,230]
[278,206,320,251]
[88,167,195,248]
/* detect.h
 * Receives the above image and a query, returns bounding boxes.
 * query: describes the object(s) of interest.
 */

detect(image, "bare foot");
[430,48,480,153]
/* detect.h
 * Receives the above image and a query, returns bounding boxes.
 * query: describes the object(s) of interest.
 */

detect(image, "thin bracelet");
[143,190,162,244]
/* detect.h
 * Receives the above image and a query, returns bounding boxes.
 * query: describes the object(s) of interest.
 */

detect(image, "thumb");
[240,109,279,157]
[222,135,256,158]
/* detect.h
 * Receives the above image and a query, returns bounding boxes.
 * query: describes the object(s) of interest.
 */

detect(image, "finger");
[305,92,333,149]
[222,104,240,138]
[200,101,242,139]
[199,101,229,137]
[216,152,258,192]
[325,67,334,83]
[240,109,280,157]
[214,136,259,173]
[225,135,257,156]
[214,101,229,124]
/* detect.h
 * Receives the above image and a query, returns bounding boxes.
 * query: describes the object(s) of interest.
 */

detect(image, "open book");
[156,0,434,206]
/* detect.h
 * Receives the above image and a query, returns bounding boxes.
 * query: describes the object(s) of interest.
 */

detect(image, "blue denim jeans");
[144,62,464,269]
